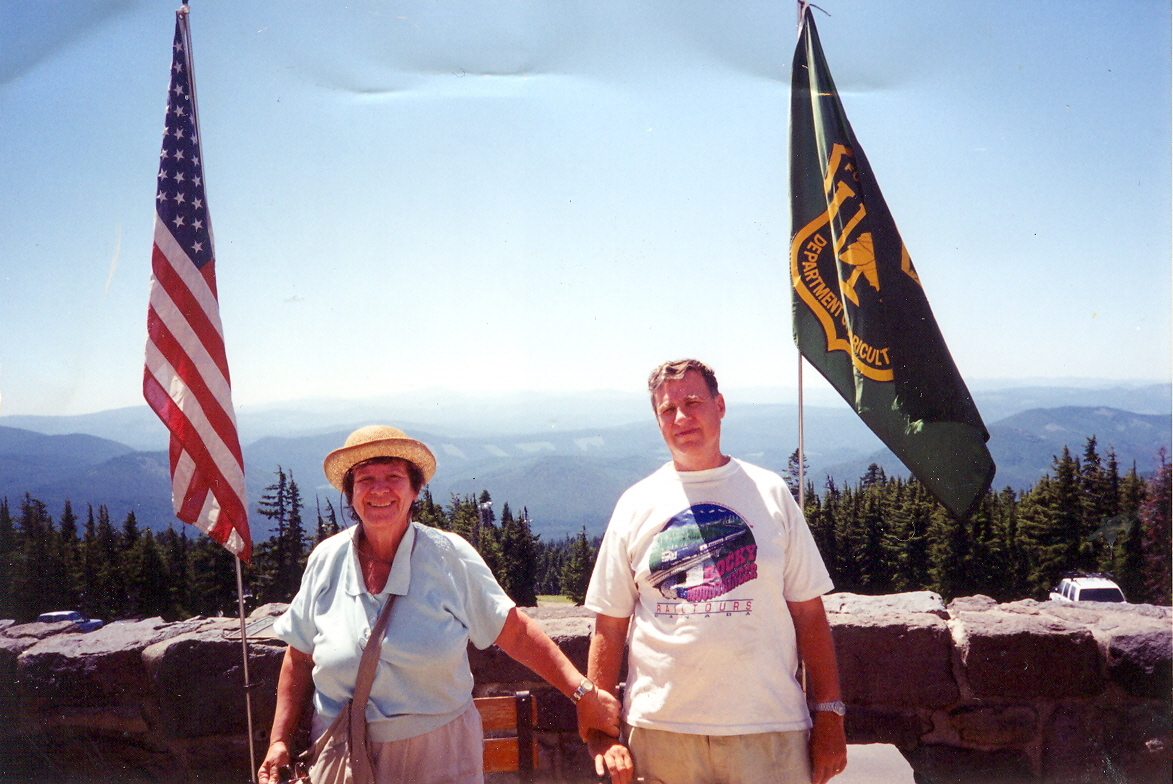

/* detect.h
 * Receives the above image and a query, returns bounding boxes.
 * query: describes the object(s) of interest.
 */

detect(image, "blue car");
[36,610,104,632]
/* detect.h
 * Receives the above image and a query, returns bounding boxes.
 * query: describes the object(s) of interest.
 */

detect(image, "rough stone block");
[948,704,1037,746]
[17,617,205,708]
[1042,700,1111,784]
[0,636,34,708]
[831,612,958,707]
[843,707,928,749]
[826,591,949,618]
[905,744,1035,784]
[143,623,286,739]
[1101,703,1173,784]
[954,607,1103,699]
[169,733,256,781]
[471,609,596,687]
[3,620,80,640]
[1106,625,1172,701]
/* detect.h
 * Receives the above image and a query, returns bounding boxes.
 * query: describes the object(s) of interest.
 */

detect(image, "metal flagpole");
[158,6,258,779]
[181,6,256,777]
[234,557,258,781]
[797,354,807,509]
[796,0,808,513]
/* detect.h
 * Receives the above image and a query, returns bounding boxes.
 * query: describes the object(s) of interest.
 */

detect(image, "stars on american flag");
[155,39,213,268]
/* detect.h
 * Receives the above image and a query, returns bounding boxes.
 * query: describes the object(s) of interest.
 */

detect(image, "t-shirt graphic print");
[647,503,758,605]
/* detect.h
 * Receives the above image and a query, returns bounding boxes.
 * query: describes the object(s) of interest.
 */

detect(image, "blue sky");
[1,0,1169,417]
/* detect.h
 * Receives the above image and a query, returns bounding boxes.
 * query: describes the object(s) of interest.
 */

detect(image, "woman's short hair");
[342,456,426,502]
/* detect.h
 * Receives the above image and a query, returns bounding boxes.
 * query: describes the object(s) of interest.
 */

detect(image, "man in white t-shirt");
[584,359,848,784]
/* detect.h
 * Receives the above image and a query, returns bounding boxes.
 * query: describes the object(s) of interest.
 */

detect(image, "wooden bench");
[474,691,538,780]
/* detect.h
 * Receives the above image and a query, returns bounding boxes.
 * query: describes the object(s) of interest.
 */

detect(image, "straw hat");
[323,425,437,492]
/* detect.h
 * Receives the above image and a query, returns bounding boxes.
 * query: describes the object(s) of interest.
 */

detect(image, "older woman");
[258,425,620,784]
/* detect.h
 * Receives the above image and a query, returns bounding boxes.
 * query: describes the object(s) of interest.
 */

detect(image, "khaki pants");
[366,702,484,783]
[627,726,812,784]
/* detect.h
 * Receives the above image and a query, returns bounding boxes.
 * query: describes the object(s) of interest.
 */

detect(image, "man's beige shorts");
[627,725,812,784]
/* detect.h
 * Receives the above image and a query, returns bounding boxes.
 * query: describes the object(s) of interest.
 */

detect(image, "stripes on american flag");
[144,8,251,562]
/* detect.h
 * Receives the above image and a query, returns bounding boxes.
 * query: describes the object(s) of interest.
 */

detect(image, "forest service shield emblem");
[790,143,923,383]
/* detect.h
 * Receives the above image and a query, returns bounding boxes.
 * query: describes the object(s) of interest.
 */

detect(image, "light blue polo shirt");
[274,522,515,742]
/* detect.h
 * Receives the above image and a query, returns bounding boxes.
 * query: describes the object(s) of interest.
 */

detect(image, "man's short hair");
[647,359,720,406]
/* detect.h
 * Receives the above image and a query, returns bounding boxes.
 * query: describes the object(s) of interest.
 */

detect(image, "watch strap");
[571,677,595,703]
[810,700,846,716]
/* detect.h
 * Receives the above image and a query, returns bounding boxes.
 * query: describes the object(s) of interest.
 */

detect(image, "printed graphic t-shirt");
[584,458,833,735]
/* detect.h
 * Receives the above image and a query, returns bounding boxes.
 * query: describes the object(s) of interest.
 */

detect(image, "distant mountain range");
[1,383,1168,540]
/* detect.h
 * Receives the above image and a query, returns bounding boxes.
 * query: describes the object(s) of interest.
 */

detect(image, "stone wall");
[0,594,1168,784]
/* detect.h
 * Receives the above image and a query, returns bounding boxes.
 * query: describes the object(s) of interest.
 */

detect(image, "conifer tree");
[856,482,890,593]
[561,527,594,605]
[534,534,567,596]
[93,504,122,619]
[78,505,100,616]
[994,487,1029,600]
[122,529,173,619]
[1119,461,1148,516]
[499,503,539,606]
[785,449,810,500]
[1020,447,1086,593]
[412,488,445,530]
[809,477,841,586]
[883,481,933,592]
[927,504,971,600]
[157,526,190,618]
[57,500,82,613]
[253,468,307,604]
[447,494,478,542]
[1114,511,1147,603]
[1079,437,1119,569]
[832,482,866,593]
[15,496,66,621]
[315,497,342,544]
[0,498,16,619]
[282,473,307,598]
[474,492,504,582]
[966,493,1014,600]
[188,534,239,616]
[122,510,140,548]
[1139,450,1171,605]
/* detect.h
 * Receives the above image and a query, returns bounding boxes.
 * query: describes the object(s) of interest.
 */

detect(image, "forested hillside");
[0,440,1168,623]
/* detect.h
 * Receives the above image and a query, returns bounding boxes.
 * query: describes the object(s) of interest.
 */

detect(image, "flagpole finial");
[797,2,829,36]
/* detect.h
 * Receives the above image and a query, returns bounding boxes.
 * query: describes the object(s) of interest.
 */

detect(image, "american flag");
[144,8,251,562]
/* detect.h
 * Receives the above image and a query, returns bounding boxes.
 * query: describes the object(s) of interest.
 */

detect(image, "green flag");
[789,8,994,518]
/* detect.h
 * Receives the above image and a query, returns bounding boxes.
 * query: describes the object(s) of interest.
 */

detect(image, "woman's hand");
[257,740,292,784]
[261,647,314,784]
[587,729,633,784]
[575,685,622,740]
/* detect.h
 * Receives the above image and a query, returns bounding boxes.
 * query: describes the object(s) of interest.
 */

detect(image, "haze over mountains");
[1,382,1168,540]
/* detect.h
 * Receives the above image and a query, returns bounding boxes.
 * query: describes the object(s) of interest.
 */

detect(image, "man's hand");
[787,597,847,783]
[808,711,847,784]
[256,740,292,784]
[587,729,633,784]
[575,685,622,741]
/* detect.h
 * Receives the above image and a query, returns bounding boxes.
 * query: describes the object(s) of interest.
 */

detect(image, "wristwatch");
[571,677,596,703]
[810,700,846,716]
